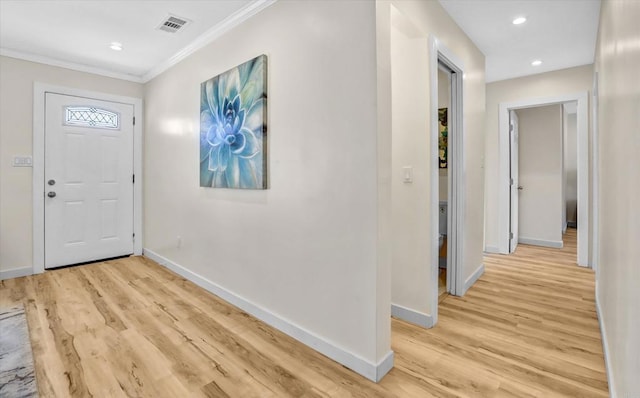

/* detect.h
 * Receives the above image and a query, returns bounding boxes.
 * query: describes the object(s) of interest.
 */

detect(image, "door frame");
[591,73,599,273]
[497,92,589,266]
[32,83,143,274]
[508,110,519,253]
[429,36,465,326]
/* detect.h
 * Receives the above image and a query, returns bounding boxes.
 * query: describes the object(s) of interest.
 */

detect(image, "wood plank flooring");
[0,229,608,397]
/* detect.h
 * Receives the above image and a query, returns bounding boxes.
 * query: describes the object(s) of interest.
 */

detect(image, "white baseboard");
[484,245,500,254]
[0,266,33,280]
[375,350,395,382]
[596,287,617,398]
[462,263,485,295]
[518,237,564,248]
[143,249,393,382]
[390,303,434,328]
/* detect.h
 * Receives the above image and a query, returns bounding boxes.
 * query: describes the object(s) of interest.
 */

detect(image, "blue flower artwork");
[200,55,267,189]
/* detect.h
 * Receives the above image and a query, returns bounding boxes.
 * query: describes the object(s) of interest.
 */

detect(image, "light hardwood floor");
[0,229,608,397]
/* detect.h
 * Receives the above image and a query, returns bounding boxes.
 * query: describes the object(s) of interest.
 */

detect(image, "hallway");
[390,228,608,396]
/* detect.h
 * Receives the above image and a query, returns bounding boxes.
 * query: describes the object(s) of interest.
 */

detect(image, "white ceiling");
[439,0,601,82]
[0,1,600,84]
[0,0,273,82]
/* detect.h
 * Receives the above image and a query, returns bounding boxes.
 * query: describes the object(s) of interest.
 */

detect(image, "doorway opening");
[437,64,451,303]
[429,36,465,326]
[507,103,578,256]
[498,92,590,266]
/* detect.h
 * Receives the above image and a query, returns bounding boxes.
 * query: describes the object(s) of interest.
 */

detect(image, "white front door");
[509,110,520,253]
[44,93,134,269]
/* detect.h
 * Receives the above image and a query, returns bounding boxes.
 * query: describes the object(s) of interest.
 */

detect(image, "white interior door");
[45,93,134,269]
[509,110,520,253]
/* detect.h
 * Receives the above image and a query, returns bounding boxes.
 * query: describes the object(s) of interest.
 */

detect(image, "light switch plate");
[13,156,33,167]
[402,166,413,183]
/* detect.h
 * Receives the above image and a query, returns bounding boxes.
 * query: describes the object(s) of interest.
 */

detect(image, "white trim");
[497,92,589,267]
[461,264,484,295]
[1,1,276,84]
[518,237,564,249]
[561,105,568,237]
[508,109,522,253]
[0,267,33,280]
[576,95,589,267]
[142,0,277,82]
[484,245,500,254]
[144,249,393,383]
[591,72,599,272]
[429,36,440,327]
[450,59,465,298]
[375,351,395,382]
[32,83,143,274]
[596,288,617,398]
[390,304,434,328]
[0,48,143,83]
[429,35,466,330]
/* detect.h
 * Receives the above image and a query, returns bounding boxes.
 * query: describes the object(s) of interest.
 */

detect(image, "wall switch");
[403,166,413,183]
[13,156,33,167]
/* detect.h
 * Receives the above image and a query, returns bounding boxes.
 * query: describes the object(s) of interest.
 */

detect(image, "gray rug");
[0,305,38,398]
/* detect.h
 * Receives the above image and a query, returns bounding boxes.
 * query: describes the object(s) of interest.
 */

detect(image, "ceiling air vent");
[157,15,190,33]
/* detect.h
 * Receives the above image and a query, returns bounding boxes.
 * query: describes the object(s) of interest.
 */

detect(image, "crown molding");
[0,48,144,83]
[1,0,277,85]
[142,0,277,83]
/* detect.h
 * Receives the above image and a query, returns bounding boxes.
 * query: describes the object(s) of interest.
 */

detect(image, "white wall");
[484,65,593,251]
[378,0,485,322]
[594,0,640,395]
[143,0,391,381]
[564,110,578,225]
[388,6,430,318]
[516,105,563,246]
[0,56,142,276]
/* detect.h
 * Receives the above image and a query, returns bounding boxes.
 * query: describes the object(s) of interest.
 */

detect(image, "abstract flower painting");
[200,55,268,189]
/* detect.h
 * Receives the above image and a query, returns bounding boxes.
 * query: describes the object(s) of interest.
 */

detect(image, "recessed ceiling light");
[531,60,542,66]
[512,17,527,25]
[110,42,123,51]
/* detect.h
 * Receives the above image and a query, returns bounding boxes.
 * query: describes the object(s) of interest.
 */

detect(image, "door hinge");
[133,233,135,242]
[510,232,514,239]
[132,174,135,184]
[510,178,514,185]
[133,116,136,126]
[509,124,514,133]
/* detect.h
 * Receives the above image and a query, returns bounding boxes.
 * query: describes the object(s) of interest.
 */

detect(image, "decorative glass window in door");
[64,106,120,129]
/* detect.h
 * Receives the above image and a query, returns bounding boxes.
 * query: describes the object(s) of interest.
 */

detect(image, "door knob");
[47,191,56,198]
[517,186,524,190]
